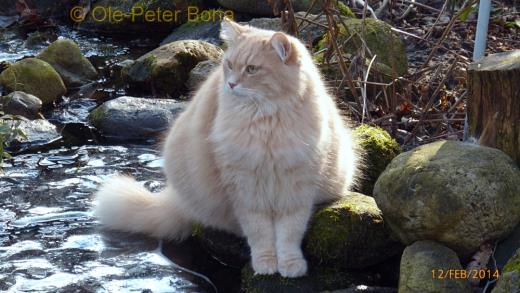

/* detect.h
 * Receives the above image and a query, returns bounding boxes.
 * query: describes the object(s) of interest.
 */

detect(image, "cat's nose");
[228,82,237,89]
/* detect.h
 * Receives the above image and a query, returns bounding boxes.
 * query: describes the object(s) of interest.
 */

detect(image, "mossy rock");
[122,40,223,96]
[492,247,520,292]
[304,192,402,269]
[504,249,520,274]
[354,124,401,195]
[193,224,250,267]
[315,18,408,77]
[0,58,66,105]
[399,240,471,293]
[37,39,98,88]
[374,140,520,257]
[195,192,402,272]
[241,262,380,293]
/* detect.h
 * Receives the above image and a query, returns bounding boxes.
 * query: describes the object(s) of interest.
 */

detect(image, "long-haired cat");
[94,19,359,278]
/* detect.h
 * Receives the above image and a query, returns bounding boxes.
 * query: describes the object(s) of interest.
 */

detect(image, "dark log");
[467,50,520,164]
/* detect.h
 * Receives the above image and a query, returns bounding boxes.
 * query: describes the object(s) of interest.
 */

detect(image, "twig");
[362,55,378,123]
[404,59,458,145]
[419,0,477,71]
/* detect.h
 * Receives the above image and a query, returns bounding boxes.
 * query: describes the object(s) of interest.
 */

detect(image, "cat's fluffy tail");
[93,176,192,240]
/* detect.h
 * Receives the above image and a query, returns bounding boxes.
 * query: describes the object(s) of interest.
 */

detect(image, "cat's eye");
[246,65,258,74]
[226,60,233,69]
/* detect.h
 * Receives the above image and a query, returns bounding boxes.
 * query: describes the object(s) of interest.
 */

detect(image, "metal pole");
[473,0,492,60]
[464,0,491,141]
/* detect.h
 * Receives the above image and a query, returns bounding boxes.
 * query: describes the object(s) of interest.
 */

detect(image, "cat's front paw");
[278,257,307,278]
[252,254,278,275]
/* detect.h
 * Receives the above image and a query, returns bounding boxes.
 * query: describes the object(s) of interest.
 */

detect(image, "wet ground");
[0,25,242,292]
[0,145,241,292]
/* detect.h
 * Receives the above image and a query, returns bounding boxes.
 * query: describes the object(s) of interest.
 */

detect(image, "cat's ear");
[270,32,293,64]
[220,17,246,45]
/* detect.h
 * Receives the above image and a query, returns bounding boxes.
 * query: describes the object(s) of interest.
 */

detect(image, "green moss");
[354,124,401,195]
[504,249,520,273]
[37,39,98,87]
[89,106,107,127]
[338,1,356,18]
[304,192,402,269]
[314,18,408,76]
[0,58,66,105]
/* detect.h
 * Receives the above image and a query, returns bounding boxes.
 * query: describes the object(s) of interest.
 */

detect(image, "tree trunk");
[467,50,520,164]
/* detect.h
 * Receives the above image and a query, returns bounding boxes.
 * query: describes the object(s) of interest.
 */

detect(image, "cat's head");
[219,19,306,100]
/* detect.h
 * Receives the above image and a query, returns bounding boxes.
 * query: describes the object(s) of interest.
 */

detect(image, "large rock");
[241,263,381,293]
[122,40,223,96]
[89,96,187,140]
[37,39,98,87]
[305,192,402,269]
[353,125,401,195]
[1,91,42,119]
[161,17,222,46]
[188,59,220,89]
[374,140,520,257]
[6,119,62,152]
[196,192,401,271]
[316,18,408,76]
[493,248,520,293]
[399,241,471,293]
[217,0,320,16]
[0,58,66,105]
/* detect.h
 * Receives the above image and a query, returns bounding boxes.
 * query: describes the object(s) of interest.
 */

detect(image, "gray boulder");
[89,96,187,140]
[0,58,66,105]
[37,39,98,87]
[399,241,471,293]
[492,248,520,293]
[374,140,520,257]
[161,20,222,46]
[6,119,61,151]
[188,60,220,89]
[122,40,223,96]
[1,91,42,119]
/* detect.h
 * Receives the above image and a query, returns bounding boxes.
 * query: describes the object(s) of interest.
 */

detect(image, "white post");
[473,0,492,61]
[464,0,492,141]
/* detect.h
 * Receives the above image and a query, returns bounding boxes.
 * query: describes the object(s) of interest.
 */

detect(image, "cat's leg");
[274,205,313,277]
[234,207,277,275]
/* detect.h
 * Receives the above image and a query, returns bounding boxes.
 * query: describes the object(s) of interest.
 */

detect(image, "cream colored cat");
[94,19,359,278]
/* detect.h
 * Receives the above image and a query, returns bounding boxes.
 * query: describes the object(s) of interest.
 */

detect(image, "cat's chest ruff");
[211,111,315,171]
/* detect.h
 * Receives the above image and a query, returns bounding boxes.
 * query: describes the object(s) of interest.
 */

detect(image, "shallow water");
[0,145,232,292]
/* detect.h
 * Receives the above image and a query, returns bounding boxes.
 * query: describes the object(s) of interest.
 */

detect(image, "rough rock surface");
[6,119,61,152]
[1,91,42,119]
[89,96,187,140]
[37,38,98,87]
[493,248,520,293]
[399,241,471,293]
[188,59,220,89]
[353,124,401,195]
[316,18,408,76]
[0,58,66,105]
[122,40,223,96]
[196,192,402,271]
[374,140,520,256]
[305,192,402,269]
